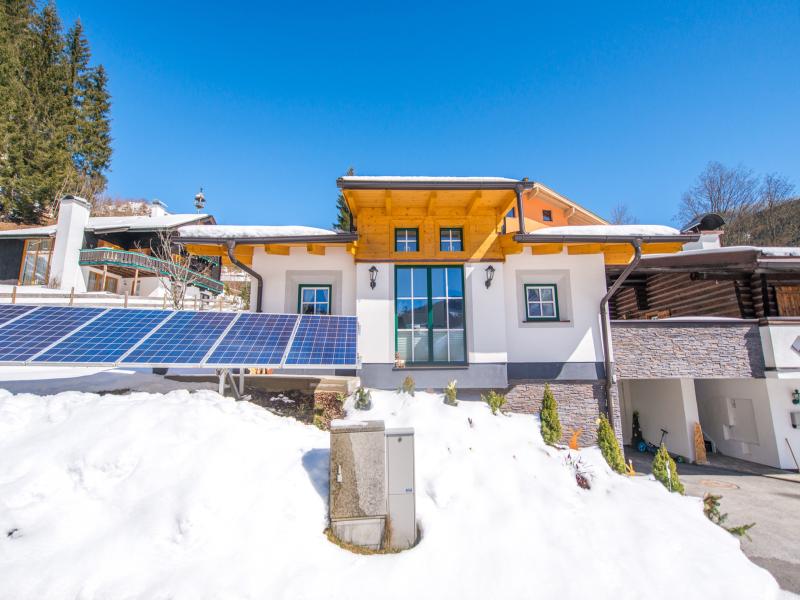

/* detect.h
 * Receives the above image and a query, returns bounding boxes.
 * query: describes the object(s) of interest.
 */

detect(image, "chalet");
[0,196,222,298]
[177,176,699,447]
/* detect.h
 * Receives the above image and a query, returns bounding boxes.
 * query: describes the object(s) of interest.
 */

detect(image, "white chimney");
[683,232,722,251]
[50,196,91,291]
[150,199,169,218]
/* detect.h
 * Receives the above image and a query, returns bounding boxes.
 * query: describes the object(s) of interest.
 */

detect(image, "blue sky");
[57,1,799,228]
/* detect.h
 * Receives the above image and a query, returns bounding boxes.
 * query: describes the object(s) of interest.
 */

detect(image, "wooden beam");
[265,245,290,256]
[384,190,392,216]
[567,243,605,255]
[307,244,326,256]
[347,190,359,216]
[426,191,437,216]
[530,243,564,255]
[466,190,482,215]
[346,242,357,256]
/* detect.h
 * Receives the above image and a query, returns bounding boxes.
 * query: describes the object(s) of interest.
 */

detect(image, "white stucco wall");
[464,262,507,364]
[502,249,606,364]
[356,262,394,364]
[693,378,783,468]
[760,324,800,372]
[619,378,699,462]
[765,377,800,470]
[249,246,356,315]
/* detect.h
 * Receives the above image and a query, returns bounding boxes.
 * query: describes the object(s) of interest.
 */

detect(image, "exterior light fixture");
[369,265,378,290]
[793,389,800,405]
[484,265,495,288]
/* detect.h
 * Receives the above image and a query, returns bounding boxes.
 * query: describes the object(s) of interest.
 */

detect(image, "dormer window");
[542,209,553,222]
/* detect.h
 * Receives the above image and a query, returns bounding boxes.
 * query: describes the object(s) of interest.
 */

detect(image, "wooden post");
[194,296,198,310]
[219,296,223,311]
[124,291,129,308]
[132,269,139,296]
[69,287,75,306]
[101,265,108,292]
[162,294,167,309]
[11,286,16,304]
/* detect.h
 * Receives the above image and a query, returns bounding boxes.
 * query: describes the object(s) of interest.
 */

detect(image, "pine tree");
[539,383,562,445]
[332,193,351,231]
[652,443,684,494]
[597,415,626,474]
[76,64,111,195]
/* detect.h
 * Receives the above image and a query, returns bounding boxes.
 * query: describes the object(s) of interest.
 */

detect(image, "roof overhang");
[337,176,534,191]
[177,232,358,245]
[515,233,699,244]
[606,247,800,275]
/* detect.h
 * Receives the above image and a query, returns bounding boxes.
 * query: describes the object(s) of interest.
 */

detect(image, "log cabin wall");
[610,271,800,319]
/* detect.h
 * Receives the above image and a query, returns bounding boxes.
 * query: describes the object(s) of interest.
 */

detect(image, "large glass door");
[395,265,466,365]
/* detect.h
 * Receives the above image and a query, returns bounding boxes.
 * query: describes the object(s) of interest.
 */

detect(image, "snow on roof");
[530,224,682,237]
[0,214,208,237]
[339,176,521,182]
[177,225,338,239]
[0,225,57,237]
[86,214,209,231]
[645,245,800,259]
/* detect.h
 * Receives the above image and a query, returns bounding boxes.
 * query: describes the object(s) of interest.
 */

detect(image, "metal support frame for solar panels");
[25,308,112,364]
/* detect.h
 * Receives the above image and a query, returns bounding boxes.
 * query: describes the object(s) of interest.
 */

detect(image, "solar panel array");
[0,304,38,327]
[34,309,173,364]
[285,314,357,366]
[205,313,298,367]
[0,306,358,368]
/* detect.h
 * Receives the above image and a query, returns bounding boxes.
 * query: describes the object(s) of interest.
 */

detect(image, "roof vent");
[150,199,169,218]
[681,212,725,233]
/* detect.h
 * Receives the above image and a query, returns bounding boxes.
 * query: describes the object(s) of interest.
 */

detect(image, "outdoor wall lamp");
[369,266,378,290]
[793,389,800,405]
[484,265,495,288]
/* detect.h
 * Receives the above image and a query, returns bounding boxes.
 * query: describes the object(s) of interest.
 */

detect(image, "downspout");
[514,185,526,234]
[226,240,263,313]
[599,239,642,427]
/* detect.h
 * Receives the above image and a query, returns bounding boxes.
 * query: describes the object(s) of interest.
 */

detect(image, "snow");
[339,176,520,182]
[0,385,785,600]
[531,224,682,237]
[177,224,339,239]
[0,215,208,238]
[642,245,800,260]
[0,225,56,237]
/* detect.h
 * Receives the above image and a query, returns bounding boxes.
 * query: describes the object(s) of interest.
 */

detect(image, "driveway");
[626,449,800,595]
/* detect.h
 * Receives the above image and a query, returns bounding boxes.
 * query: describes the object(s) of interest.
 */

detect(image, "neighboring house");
[608,241,800,470]
[177,176,699,446]
[0,196,222,298]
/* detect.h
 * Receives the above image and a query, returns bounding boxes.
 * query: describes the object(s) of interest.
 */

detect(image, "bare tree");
[609,202,639,225]
[151,229,210,310]
[677,162,759,245]
[758,173,795,246]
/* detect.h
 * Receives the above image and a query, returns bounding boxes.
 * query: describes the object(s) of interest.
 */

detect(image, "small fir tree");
[354,387,372,410]
[482,390,506,415]
[631,410,644,446]
[539,383,562,445]
[597,415,626,474]
[444,380,458,406]
[332,193,352,231]
[399,376,415,396]
[652,443,685,494]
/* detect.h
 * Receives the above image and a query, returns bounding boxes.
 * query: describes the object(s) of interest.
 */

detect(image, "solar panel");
[0,305,39,327]
[121,310,236,365]
[284,314,357,367]
[32,309,174,364]
[0,306,105,363]
[204,313,298,367]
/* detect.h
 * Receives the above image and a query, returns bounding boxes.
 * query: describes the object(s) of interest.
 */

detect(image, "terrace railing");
[79,248,224,294]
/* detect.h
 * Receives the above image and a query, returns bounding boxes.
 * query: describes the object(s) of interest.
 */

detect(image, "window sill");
[523,319,570,323]
[393,364,469,371]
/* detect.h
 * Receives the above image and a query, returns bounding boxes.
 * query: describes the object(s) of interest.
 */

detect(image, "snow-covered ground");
[0,378,790,600]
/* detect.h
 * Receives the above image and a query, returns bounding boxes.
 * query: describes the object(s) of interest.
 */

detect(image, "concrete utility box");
[385,427,416,550]
[329,420,387,550]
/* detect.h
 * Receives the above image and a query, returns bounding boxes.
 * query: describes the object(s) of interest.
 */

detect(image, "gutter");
[514,233,699,244]
[599,239,643,429]
[226,241,263,313]
[337,178,536,191]
[179,233,358,245]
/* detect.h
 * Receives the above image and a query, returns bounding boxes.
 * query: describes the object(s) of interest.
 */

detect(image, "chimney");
[50,196,91,291]
[150,199,169,218]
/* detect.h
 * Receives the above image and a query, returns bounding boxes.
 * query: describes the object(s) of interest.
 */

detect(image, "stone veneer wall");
[505,381,621,448]
[611,320,765,379]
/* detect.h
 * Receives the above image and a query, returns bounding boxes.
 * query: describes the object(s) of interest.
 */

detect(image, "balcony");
[79,248,224,294]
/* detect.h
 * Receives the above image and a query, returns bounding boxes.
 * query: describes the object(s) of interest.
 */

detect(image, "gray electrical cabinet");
[329,420,387,550]
[385,427,416,550]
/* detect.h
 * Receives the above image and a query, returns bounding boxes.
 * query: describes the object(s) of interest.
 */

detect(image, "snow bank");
[178,224,338,239]
[532,224,682,236]
[0,389,782,600]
